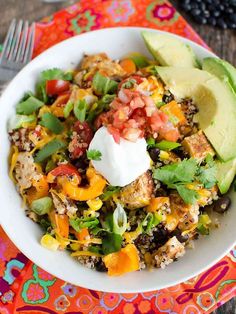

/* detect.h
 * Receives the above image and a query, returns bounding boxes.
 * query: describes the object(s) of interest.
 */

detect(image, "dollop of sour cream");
[88,126,151,187]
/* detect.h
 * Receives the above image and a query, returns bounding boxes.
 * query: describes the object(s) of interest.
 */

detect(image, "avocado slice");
[203,57,236,193]
[142,31,199,68]
[157,66,236,161]
[203,57,236,94]
[216,159,236,194]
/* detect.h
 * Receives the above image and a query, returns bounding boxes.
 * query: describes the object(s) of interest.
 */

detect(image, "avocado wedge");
[203,57,236,94]
[157,66,236,162]
[203,57,236,193]
[142,31,199,68]
[216,159,236,194]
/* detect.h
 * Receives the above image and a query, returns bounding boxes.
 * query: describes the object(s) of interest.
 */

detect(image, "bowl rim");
[1,26,234,293]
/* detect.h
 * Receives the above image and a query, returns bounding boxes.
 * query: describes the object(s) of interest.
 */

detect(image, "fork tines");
[0,19,35,69]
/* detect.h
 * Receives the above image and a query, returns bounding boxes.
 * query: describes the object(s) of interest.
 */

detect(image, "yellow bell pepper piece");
[63,167,106,201]
[103,244,140,276]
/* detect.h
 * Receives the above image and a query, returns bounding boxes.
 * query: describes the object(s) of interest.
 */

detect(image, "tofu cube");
[182,131,215,160]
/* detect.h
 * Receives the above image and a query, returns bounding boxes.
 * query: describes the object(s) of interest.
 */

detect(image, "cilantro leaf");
[86,149,102,161]
[101,232,122,255]
[196,155,217,188]
[92,72,118,95]
[153,158,198,186]
[69,217,99,232]
[196,167,217,189]
[175,185,199,204]
[41,68,72,81]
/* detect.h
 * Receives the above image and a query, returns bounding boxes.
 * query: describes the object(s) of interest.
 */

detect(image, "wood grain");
[0,0,235,313]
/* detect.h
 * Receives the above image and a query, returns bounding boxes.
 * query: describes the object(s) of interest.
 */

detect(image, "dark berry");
[225,7,234,14]
[191,8,201,16]
[203,10,211,17]
[212,10,221,17]
[208,17,217,26]
[229,13,236,24]
[182,3,192,11]
[194,16,207,24]
[217,19,228,29]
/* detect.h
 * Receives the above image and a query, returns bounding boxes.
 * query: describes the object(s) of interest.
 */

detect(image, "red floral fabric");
[1,1,236,313]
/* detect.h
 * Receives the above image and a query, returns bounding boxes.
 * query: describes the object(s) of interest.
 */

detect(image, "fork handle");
[0,67,17,82]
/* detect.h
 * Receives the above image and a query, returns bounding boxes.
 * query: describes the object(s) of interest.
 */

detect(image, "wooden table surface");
[0,0,235,313]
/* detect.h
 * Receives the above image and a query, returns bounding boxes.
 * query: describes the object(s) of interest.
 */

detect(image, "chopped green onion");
[16,96,44,115]
[8,114,36,131]
[31,197,52,215]
[146,137,156,148]
[101,186,121,201]
[34,139,65,163]
[112,203,127,235]
[155,140,181,151]
[39,112,64,134]
[45,159,56,173]
[63,101,73,118]
[69,217,99,232]
[92,72,118,95]
[73,99,87,122]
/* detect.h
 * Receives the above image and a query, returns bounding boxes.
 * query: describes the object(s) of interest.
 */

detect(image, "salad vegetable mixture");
[8,31,236,276]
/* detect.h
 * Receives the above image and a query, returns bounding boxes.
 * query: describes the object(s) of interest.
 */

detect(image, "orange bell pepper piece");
[26,175,49,204]
[76,228,89,241]
[160,101,186,126]
[120,59,136,75]
[103,244,140,276]
[49,211,69,238]
[50,94,70,117]
[147,197,170,212]
[63,167,106,201]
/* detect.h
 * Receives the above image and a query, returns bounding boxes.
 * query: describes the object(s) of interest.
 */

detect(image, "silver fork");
[0,19,35,92]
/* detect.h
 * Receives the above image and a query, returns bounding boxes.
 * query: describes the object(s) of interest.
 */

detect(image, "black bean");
[163,93,174,103]
[95,260,107,272]
[213,196,231,214]
[225,7,234,14]
[212,10,221,17]
[148,147,160,162]
[203,10,211,17]
[171,229,189,243]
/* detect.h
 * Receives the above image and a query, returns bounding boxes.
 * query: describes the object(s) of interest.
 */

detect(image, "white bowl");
[0,27,235,293]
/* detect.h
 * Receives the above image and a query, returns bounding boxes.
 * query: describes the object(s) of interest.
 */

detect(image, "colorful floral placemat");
[1,1,236,313]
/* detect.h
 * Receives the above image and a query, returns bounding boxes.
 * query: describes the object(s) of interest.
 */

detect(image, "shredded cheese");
[9,145,19,183]
[71,250,103,257]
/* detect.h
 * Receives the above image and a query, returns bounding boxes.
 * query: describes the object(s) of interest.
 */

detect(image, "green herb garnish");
[16,96,44,115]
[34,139,65,163]
[69,217,99,232]
[87,149,102,161]
[153,157,217,204]
[101,232,122,255]
[101,186,121,201]
[39,112,64,134]
[92,72,118,95]
[73,99,87,122]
